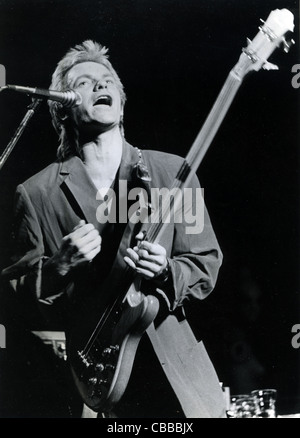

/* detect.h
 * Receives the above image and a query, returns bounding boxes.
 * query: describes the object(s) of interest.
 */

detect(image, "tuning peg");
[262,61,279,71]
[282,38,295,53]
[246,38,252,46]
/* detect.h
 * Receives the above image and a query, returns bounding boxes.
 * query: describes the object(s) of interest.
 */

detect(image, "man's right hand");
[55,220,101,276]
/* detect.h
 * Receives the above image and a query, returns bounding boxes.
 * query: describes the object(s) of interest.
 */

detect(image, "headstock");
[234,8,294,78]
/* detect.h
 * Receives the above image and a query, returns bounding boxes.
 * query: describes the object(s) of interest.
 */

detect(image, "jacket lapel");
[58,142,144,233]
[59,156,100,229]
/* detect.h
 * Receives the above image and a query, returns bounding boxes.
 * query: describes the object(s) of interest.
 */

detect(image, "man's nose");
[94,80,107,90]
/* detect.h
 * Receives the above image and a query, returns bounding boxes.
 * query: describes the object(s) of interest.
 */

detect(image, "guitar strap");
[87,146,154,310]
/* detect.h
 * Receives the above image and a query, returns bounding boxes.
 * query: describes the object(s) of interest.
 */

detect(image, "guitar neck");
[146,5,295,244]
[185,68,243,174]
[146,63,247,245]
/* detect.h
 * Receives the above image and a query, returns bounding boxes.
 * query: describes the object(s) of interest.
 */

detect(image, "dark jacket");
[2,141,226,418]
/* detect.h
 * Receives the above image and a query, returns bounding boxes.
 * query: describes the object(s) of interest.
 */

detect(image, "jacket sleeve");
[155,172,223,312]
[1,184,71,314]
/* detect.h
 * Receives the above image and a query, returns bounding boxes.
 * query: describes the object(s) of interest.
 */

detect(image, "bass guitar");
[69,8,294,413]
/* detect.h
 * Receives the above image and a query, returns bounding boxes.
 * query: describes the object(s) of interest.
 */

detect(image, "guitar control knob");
[105,363,115,371]
[102,347,112,357]
[88,377,97,385]
[110,344,119,353]
[95,363,105,372]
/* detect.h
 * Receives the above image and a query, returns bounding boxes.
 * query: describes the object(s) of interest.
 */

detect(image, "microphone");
[0,84,82,107]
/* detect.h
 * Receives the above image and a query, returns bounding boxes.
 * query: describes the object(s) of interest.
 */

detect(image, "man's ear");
[57,104,69,121]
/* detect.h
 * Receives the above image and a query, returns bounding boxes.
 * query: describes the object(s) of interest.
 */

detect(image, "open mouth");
[93,95,112,106]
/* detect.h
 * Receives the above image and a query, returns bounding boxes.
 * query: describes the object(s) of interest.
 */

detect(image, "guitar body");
[69,281,159,412]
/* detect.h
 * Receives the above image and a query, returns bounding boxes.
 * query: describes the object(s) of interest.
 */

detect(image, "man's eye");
[106,79,114,84]
[77,80,91,88]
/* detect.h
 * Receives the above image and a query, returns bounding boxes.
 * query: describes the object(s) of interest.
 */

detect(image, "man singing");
[2,40,226,418]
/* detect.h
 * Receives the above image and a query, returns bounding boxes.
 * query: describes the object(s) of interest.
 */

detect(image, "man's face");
[66,61,123,134]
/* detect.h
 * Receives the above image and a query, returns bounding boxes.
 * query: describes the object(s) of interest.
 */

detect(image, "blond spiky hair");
[48,40,126,160]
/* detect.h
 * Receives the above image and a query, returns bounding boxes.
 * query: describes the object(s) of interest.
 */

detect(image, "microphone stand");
[0,98,42,171]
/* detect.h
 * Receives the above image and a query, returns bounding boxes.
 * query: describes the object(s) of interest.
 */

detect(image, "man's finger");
[73,219,86,231]
[126,248,140,263]
[75,229,101,248]
[135,259,161,273]
[138,240,166,256]
[79,236,102,256]
[135,231,145,241]
[124,256,137,269]
[71,223,96,239]
[135,267,155,279]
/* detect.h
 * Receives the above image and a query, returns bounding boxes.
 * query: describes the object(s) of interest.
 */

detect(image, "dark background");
[0,0,299,418]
